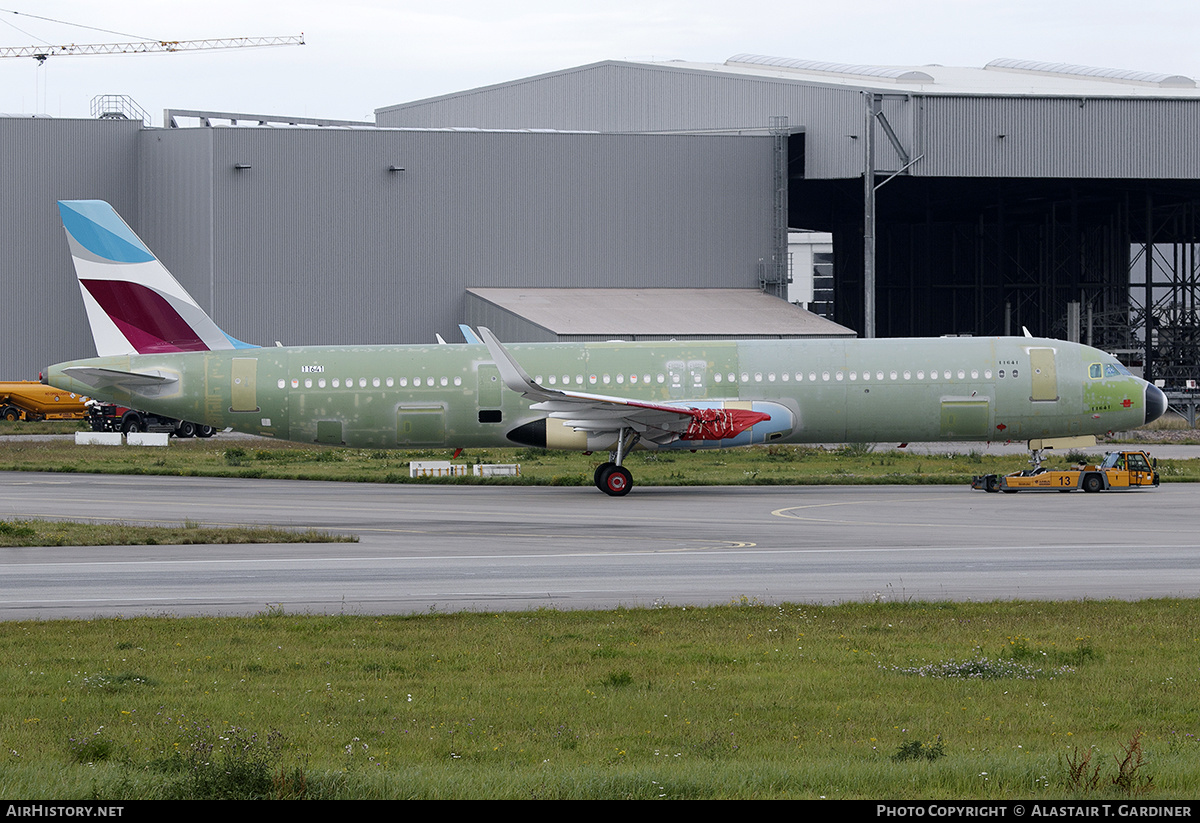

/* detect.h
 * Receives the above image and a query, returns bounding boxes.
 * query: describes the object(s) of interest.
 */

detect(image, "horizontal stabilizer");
[61,366,178,391]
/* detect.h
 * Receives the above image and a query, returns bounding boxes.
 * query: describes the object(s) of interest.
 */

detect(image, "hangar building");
[380,55,1200,384]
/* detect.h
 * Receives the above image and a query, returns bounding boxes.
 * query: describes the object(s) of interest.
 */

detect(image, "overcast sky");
[3,1,1199,125]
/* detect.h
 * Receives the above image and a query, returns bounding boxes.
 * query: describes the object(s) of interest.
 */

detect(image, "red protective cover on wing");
[680,408,771,441]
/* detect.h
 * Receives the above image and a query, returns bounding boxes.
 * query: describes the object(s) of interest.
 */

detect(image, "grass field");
[0,518,354,548]
[1,436,1198,488]
[0,600,1195,799]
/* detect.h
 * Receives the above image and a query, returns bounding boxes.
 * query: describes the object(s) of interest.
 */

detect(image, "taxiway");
[1,472,1198,618]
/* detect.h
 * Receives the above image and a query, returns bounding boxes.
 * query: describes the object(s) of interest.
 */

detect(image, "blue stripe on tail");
[58,201,155,264]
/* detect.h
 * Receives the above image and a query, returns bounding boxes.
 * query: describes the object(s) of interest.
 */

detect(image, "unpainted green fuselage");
[47,336,1153,450]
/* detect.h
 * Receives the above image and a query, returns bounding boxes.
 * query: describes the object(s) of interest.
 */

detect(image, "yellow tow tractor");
[972,449,1159,493]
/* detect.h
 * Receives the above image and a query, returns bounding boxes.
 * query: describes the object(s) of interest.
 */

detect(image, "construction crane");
[1,35,304,63]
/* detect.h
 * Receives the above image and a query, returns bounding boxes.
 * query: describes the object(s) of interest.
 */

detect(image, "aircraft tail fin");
[57,200,256,356]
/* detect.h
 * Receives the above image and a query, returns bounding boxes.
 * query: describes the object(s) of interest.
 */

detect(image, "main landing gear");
[594,427,640,497]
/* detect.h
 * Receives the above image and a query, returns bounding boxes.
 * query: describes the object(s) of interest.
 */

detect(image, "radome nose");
[1144,382,1168,425]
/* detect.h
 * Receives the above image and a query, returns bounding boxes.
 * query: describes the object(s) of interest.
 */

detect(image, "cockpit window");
[1105,363,1132,377]
[1089,363,1102,379]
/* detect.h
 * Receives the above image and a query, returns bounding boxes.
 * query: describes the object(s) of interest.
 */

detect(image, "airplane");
[45,199,1168,496]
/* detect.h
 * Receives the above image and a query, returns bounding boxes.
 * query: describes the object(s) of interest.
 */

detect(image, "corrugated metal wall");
[378,62,869,178]
[0,121,774,376]
[378,61,1200,181]
[0,117,140,379]
[172,128,773,350]
[917,96,1200,178]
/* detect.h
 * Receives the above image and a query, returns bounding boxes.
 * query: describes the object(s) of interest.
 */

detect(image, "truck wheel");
[196,425,216,438]
[1,406,19,422]
[175,421,196,438]
[121,414,145,434]
[1083,474,1103,493]
[984,475,999,493]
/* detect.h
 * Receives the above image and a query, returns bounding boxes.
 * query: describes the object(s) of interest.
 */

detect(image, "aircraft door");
[939,398,990,438]
[478,363,502,409]
[687,359,707,395]
[231,358,259,412]
[397,405,446,446]
[1028,348,1059,402]
[666,360,686,399]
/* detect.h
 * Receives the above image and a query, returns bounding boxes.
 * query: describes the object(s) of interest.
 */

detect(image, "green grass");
[0,420,87,435]
[0,518,355,547]
[1,438,1198,486]
[0,600,1196,799]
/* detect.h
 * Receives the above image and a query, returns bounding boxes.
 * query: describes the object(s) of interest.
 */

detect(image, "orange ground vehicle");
[972,450,1159,493]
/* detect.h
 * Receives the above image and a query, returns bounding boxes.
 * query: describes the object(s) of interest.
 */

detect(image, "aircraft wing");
[478,327,769,444]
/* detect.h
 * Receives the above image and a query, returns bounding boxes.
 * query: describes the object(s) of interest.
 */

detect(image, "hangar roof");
[465,288,857,339]
[646,54,1200,97]
[379,54,1200,123]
